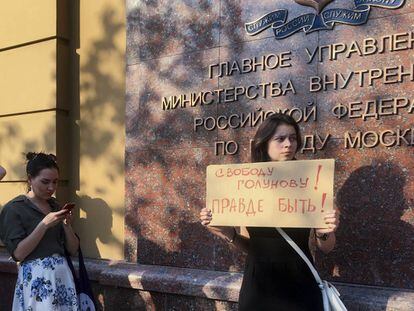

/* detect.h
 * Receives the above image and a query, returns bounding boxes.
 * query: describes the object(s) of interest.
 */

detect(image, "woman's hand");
[199,207,250,252]
[41,210,68,229]
[62,210,79,256]
[200,207,213,226]
[315,209,340,235]
[14,209,68,261]
[63,210,74,226]
[313,209,339,254]
[199,207,229,233]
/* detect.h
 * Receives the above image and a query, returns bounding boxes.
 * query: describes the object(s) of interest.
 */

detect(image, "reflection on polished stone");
[127,0,220,63]
[125,0,414,294]
[216,35,318,144]
[309,140,414,289]
[316,12,414,138]
[126,48,219,151]
[125,147,246,270]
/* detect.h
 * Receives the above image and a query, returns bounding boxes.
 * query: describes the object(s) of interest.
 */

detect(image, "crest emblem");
[245,0,405,39]
[294,0,334,14]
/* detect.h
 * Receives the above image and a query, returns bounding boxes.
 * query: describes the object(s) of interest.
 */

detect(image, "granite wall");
[125,0,414,307]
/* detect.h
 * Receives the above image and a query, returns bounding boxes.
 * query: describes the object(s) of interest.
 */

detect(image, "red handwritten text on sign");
[206,159,335,228]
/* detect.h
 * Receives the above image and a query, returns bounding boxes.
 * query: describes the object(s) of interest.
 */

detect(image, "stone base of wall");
[1,252,413,310]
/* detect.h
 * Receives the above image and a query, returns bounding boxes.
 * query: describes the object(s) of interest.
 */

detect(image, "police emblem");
[245,0,405,39]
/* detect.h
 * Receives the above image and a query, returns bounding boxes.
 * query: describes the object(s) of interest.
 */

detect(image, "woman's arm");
[313,210,340,254]
[200,208,250,253]
[233,226,250,253]
[313,229,336,254]
[13,210,68,261]
[62,212,79,256]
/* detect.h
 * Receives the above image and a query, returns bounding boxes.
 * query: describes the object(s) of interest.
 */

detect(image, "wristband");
[316,233,329,241]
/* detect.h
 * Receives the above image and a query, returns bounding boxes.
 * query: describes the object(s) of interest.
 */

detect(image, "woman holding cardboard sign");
[200,113,339,311]
[0,152,79,310]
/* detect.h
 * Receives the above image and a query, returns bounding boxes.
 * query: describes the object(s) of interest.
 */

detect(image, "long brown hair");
[251,113,302,162]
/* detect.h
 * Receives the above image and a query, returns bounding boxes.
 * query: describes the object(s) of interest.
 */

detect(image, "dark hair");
[26,152,59,178]
[251,113,302,162]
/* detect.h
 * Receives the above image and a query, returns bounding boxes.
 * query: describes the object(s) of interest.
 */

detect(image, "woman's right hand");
[40,210,68,229]
[200,207,213,226]
[199,208,236,240]
[199,208,249,252]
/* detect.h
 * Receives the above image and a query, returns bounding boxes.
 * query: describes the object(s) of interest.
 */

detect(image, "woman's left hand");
[63,210,74,226]
[315,209,340,235]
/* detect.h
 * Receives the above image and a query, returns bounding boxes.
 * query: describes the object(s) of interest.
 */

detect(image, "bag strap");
[275,227,324,286]
[65,234,98,308]
[64,248,80,293]
[77,246,90,283]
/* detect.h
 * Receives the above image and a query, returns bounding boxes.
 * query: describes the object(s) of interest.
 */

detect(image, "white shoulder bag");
[276,228,347,311]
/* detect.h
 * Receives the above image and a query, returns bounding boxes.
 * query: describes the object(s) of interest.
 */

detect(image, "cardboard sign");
[206,159,334,228]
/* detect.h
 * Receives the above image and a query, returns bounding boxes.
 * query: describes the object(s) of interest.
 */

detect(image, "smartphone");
[62,202,75,212]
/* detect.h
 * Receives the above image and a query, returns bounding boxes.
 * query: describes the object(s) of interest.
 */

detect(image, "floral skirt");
[13,254,78,311]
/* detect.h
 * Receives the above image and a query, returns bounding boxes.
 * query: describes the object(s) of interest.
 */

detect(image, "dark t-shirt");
[0,195,65,262]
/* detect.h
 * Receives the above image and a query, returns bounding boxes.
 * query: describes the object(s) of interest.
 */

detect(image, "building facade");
[1,0,414,310]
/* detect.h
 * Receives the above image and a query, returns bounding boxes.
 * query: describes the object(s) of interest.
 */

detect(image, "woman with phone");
[200,113,339,310]
[0,152,79,310]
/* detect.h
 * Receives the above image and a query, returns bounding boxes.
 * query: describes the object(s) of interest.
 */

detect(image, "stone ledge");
[98,263,242,302]
[1,252,414,309]
[0,252,242,302]
[335,283,414,310]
